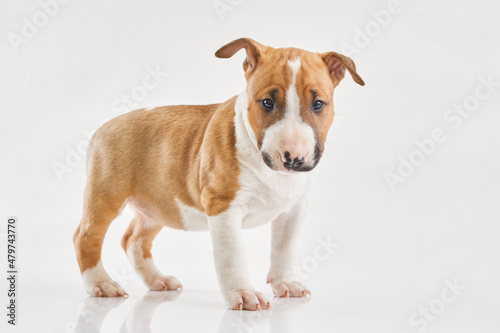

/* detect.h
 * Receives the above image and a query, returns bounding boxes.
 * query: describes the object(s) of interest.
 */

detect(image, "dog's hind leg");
[122,212,182,291]
[73,181,128,297]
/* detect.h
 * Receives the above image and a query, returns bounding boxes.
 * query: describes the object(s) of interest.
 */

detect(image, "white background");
[1,0,499,332]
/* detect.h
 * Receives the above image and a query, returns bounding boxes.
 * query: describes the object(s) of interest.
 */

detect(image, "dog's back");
[86,102,224,217]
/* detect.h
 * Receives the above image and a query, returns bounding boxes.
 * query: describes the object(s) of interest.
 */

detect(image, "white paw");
[268,279,310,298]
[144,274,183,291]
[126,243,182,291]
[224,289,272,311]
[82,261,128,297]
[88,280,127,297]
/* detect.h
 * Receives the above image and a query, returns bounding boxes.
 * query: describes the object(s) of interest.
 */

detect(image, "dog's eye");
[312,100,325,112]
[261,99,274,111]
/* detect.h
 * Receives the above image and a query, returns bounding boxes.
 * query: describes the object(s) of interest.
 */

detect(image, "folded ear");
[320,52,365,86]
[215,38,266,75]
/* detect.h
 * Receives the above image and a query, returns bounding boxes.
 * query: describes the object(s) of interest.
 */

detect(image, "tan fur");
[121,213,163,259]
[74,100,240,272]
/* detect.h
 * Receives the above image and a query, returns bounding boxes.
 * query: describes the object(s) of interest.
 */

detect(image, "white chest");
[237,167,311,228]
[178,89,314,231]
[178,168,312,231]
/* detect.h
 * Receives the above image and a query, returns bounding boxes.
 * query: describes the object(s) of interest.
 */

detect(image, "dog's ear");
[320,52,365,86]
[215,38,266,75]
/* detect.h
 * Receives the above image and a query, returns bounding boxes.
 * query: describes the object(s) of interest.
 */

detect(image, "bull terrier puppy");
[73,38,364,310]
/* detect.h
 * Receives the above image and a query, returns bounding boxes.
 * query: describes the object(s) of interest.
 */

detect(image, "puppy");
[73,38,364,311]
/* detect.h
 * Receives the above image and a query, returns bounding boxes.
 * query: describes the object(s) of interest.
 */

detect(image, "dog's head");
[216,38,364,173]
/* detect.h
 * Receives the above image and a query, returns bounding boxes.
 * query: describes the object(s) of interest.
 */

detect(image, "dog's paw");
[225,289,272,311]
[144,275,183,291]
[88,281,127,297]
[82,262,128,297]
[268,279,310,298]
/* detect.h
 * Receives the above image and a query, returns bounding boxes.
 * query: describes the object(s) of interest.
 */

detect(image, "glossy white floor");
[2,1,500,332]
[3,272,499,333]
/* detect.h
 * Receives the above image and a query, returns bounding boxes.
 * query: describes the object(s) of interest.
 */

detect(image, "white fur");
[176,198,208,231]
[82,261,110,294]
[127,239,162,279]
[267,201,307,282]
[82,261,125,296]
[260,58,317,168]
[236,89,259,152]
[208,209,252,291]
[126,239,182,291]
[287,58,302,119]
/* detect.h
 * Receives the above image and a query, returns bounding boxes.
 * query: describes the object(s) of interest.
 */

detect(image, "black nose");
[283,152,305,171]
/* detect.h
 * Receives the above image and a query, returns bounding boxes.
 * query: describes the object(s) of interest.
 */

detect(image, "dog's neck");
[234,90,259,157]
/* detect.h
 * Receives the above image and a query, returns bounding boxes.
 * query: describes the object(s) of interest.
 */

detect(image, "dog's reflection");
[74,296,126,332]
[74,292,309,333]
[217,296,310,333]
[267,296,310,333]
[120,291,181,333]
[74,291,180,333]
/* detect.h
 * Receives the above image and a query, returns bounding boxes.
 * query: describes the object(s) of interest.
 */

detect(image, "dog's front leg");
[267,201,311,297]
[208,209,270,311]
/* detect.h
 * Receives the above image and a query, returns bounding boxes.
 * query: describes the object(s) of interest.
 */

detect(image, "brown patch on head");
[245,47,302,148]
[243,47,336,171]
[216,38,364,172]
[292,52,336,156]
